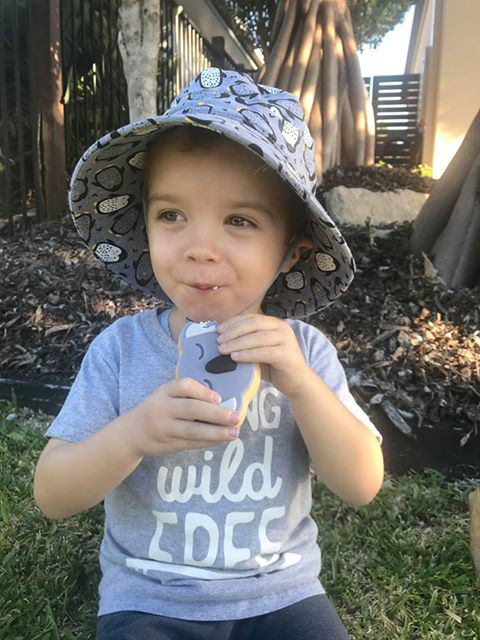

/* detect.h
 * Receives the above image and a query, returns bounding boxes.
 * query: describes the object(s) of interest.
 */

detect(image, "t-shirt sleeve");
[44,325,120,442]
[300,323,383,445]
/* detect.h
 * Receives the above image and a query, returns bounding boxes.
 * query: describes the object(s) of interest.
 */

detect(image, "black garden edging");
[1,375,478,478]
[0,375,70,415]
[366,404,479,479]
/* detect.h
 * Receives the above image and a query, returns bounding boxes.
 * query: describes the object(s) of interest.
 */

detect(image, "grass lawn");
[1,399,479,639]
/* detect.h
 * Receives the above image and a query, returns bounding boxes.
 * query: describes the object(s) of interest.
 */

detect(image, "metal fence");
[0,0,246,237]
[0,0,38,232]
[60,0,129,173]
[1,1,423,238]
[60,0,239,174]
[168,5,238,111]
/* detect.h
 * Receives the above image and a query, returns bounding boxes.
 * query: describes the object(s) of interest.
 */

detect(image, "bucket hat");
[69,66,355,319]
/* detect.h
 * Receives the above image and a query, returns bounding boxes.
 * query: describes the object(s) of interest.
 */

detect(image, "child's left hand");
[216,314,310,397]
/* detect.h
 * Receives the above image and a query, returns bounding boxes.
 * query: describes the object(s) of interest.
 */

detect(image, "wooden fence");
[364,73,422,167]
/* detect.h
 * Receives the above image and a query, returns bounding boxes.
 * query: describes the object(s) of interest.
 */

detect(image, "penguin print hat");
[68,67,355,319]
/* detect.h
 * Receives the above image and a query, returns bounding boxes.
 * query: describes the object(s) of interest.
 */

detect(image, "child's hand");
[216,314,310,397]
[129,378,241,458]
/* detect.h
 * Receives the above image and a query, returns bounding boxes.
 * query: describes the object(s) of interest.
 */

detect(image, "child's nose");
[183,226,222,262]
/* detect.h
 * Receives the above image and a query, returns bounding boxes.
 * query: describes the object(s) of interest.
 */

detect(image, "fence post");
[211,36,225,68]
[29,0,67,221]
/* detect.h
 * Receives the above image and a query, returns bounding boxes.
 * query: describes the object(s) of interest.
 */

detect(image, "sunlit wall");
[406,0,480,178]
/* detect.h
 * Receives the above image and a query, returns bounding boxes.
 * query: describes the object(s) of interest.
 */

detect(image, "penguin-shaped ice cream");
[176,320,261,429]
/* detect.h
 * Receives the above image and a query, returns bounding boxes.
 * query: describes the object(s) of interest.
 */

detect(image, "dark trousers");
[95,594,350,640]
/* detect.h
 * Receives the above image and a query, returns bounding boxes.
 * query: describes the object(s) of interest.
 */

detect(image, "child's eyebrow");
[147,192,182,205]
[148,193,275,221]
[226,200,275,221]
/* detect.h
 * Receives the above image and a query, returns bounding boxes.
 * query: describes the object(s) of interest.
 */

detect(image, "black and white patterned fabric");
[69,67,355,319]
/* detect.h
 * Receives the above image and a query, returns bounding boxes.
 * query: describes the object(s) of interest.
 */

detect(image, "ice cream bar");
[176,320,261,428]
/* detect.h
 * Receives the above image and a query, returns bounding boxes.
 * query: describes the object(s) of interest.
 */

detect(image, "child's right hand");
[128,377,242,458]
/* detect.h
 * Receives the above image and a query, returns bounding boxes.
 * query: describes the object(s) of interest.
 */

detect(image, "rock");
[324,186,429,225]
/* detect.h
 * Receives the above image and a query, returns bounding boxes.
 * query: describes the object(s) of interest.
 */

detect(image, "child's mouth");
[190,284,220,292]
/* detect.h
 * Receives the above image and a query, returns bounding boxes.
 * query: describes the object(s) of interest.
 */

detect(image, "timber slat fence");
[370,74,422,167]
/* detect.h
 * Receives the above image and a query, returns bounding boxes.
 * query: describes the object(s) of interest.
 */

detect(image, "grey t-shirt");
[45,307,382,621]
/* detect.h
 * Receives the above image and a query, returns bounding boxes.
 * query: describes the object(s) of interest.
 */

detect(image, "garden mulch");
[1,213,479,476]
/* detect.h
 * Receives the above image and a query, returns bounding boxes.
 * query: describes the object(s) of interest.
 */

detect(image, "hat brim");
[69,114,355,319]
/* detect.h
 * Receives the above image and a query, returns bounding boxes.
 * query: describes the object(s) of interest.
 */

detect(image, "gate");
[369,73,422,167]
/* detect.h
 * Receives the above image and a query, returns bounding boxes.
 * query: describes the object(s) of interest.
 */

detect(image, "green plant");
[411,163,433,178]
[2,401,479,638]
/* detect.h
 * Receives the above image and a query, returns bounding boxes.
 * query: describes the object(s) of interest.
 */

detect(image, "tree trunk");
[410,109,480,288]
[337,5,365,166]
[429,153,480,287]
[29,0,66,220]
[300,15,323,123]
[289,0,321,96]
[321,0,338,171]
[261,0,297,86]
[256,0,374,177]
[411,109,480,254]
[118,0,160,122]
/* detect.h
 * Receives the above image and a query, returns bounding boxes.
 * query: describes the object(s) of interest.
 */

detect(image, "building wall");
[433,0,480,177]
[407,0,480,178]
[408,0,435,75]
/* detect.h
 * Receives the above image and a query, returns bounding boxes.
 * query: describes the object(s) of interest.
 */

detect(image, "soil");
[1,213,479,477]
[317,164,436,195]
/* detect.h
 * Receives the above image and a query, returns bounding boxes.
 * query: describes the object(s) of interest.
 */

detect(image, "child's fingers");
[218,329,282,354]
[172,397,241,427]
[167,378,241,428]
[218,314,280,338]
[178,420,239,445]
[228,346,278,363]
[169,377,222,404]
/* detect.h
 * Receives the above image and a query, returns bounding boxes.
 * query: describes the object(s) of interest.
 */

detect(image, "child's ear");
[280,236,314,273]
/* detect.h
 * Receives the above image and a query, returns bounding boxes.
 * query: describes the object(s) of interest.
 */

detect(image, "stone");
[323,186,429,225]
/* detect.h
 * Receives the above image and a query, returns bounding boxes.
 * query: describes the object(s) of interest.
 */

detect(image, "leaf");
[44,324,75,337]
[370,393,384,405]
[5,315,21,328]
[421,252,447,285]
[381,400,414,437]
[460,429,473,447]
[445,609,462,624]
[7,431,26,443]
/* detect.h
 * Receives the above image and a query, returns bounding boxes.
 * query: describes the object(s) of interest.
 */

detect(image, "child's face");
[145,134,310,323]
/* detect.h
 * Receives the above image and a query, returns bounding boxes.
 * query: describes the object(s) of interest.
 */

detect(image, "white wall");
[407,0,480,177]
[408,0,435,75]
[432,0,480,177]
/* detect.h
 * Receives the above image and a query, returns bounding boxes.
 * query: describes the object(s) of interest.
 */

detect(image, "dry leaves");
[312,220,480,452]
[0,215,479,456]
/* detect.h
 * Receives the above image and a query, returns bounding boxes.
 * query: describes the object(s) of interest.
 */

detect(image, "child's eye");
[157,210,182,222]
[228,216,257,228]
